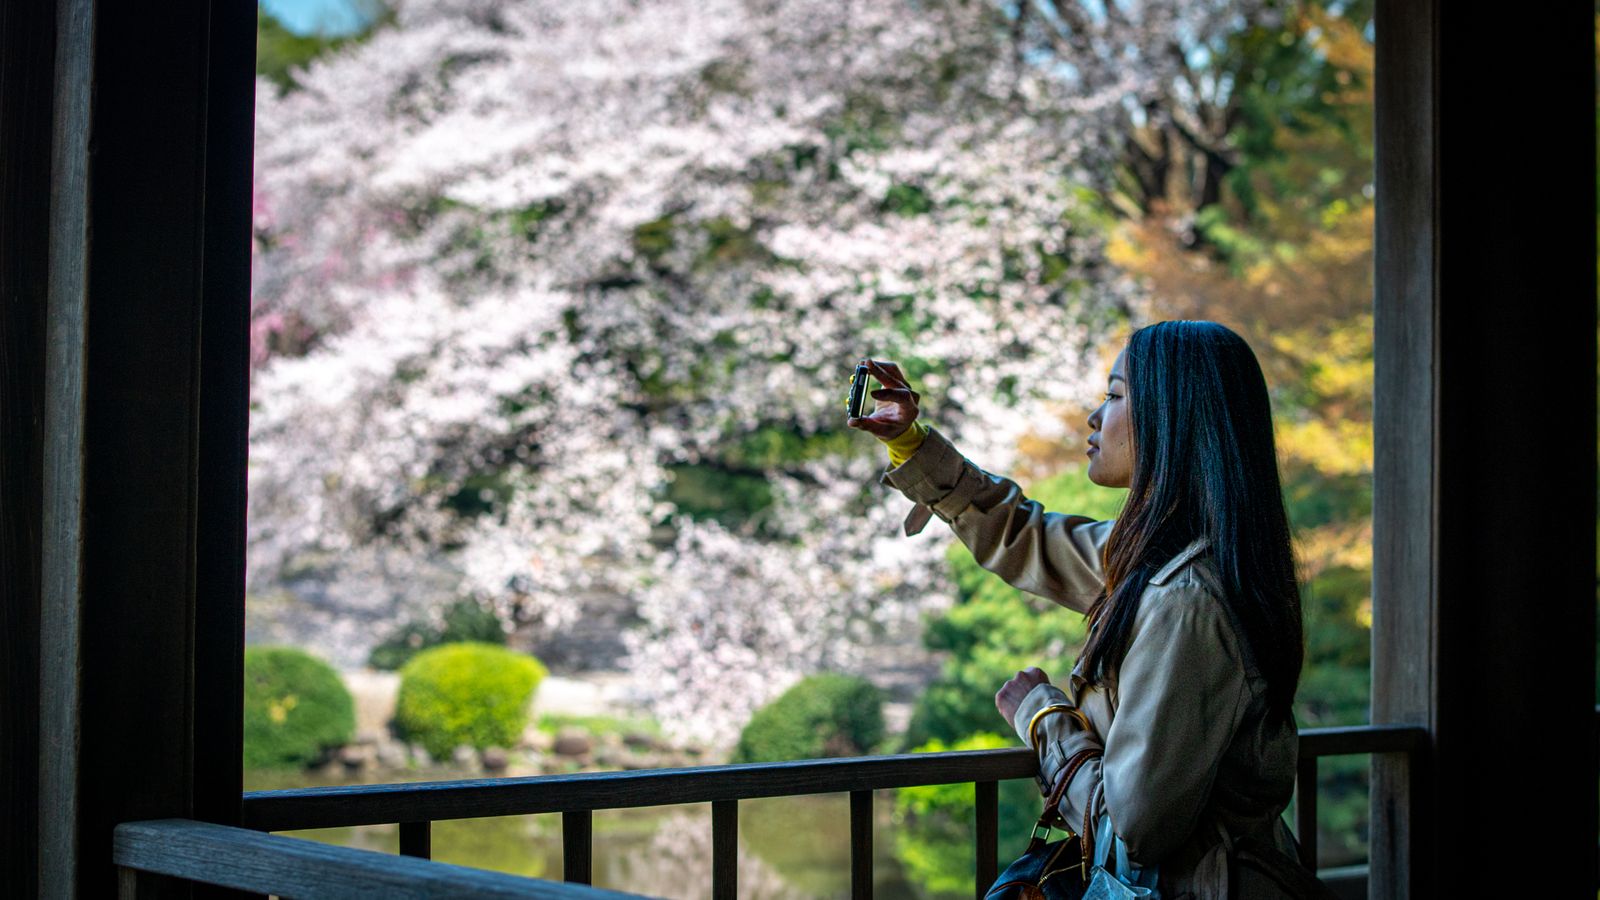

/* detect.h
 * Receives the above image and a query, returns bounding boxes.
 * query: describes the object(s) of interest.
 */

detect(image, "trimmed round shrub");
[394,642,547,760]
[243,646,356,770]
[731,673,885,763]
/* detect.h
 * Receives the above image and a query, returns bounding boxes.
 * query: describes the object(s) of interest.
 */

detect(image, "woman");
[846,321,1306,899]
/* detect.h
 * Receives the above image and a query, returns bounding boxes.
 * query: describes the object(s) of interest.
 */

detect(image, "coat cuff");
[885,419,930,468]
[1012,681,1101,796]
[877,426,987,536]
[1012,681,1071,747]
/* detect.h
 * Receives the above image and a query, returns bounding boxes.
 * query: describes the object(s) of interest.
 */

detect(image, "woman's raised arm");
[878,424,1111,615]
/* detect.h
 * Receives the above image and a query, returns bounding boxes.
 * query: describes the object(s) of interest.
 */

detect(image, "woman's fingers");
[864,358,911,391]
[877,360,915,391]
[847,418,905,440]
[847,360,920,442]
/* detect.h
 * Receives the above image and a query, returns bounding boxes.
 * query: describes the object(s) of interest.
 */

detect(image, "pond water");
[246,767,1028,899]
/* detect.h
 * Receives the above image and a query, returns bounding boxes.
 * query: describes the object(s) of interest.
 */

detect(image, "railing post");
[1295,756,1318,871]
[849,790,873,899]
[974,780,998,898]
[116,866,175,900]
[563,810,592,885]
[399,820,431,859]
[712,799,737,900]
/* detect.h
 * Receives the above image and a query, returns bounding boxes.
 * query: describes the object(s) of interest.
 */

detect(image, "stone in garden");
[553,728,592,757]
[481,746,509,771]
[338,745,370,770]
[621,753,661,771]
[354,728,383,746]
[622,731,654,750]
[409,744,434,767]
[376,741,408,770]
[452,745,478,768]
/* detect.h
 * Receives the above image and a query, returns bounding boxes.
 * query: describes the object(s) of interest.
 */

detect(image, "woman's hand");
[996,666,1051,732]
[845,358,920,441]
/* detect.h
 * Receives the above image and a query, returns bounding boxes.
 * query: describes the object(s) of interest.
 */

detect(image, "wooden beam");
[39,0,96,892]
[192,0,257,852]
[1371,3,1437,895]
[0,0,59,893]
[36,2,257,895]
[114,819,640,899]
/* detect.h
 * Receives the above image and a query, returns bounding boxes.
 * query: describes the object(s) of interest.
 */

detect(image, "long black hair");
[1079,320,1304,723]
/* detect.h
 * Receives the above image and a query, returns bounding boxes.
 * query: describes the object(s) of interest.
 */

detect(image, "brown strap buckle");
[1027,747,1101,852]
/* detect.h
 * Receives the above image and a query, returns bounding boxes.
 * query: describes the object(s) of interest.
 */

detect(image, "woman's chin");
[1085,463,1127,490]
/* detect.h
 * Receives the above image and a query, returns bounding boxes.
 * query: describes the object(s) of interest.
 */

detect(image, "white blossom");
[248,0,1232,742]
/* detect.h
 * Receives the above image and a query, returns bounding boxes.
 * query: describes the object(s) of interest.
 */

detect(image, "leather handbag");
[983,748,1101,900]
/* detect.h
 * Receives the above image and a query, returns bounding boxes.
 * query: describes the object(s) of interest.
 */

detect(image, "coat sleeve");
[1025,585,1255,867]
[1010,680,1089,795]
[878,425,1112,614]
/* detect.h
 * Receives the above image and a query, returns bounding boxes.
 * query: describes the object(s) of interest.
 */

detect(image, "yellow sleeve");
[885,419,930,468]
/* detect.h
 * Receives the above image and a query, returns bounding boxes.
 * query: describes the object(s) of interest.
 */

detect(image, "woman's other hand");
[996,666,1051,732]
[845,358,920,441]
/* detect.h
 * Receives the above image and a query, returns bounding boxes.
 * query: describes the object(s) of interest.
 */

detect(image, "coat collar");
[1147,534,1211,585]
[1070,534,1214,708]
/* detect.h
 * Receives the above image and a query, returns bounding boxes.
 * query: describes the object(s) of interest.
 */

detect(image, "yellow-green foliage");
[243,646,356,770]
[732,673,885,763]
[394,642,547,759]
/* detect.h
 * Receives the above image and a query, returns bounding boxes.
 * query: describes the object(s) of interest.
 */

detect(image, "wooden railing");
[112,818,643,898]
[189,723,1426,899]
[242,748,1040,898]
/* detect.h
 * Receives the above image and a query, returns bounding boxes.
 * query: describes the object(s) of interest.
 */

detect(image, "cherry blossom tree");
[248,0,1248,745]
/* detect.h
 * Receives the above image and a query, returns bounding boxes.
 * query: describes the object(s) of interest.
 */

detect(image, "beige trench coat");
[880,426,1301,900]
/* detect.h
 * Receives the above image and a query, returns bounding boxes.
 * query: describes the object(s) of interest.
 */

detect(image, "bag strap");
[1081,780,1106,867]
[1026,746,1101,853]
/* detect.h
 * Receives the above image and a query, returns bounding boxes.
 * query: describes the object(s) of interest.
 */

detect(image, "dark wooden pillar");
[1,0,59,895]
[1372,2,1597,897]
[2,1,258,896]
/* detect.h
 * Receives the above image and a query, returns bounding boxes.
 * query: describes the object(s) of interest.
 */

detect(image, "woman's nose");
[1087,403,1102,430]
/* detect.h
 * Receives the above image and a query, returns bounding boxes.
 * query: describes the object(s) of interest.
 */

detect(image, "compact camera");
[846,363,874,419]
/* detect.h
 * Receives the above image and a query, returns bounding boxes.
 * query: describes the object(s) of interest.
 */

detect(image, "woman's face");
[1086,347,1134,488]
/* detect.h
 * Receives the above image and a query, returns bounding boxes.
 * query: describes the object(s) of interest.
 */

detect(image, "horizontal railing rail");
[112,818,644,899]
[239,723,1427,899]
[1292,723,1429,875]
